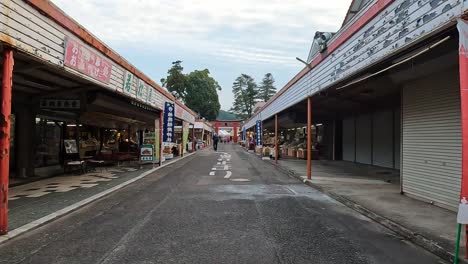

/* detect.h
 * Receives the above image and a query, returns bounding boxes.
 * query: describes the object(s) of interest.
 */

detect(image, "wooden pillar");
[307,96,312,180]
[275,114,278,164]
[0,49,14,235]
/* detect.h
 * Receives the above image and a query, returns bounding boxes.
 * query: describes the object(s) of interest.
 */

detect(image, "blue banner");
[256,120,262,146]
[163,102,175,142]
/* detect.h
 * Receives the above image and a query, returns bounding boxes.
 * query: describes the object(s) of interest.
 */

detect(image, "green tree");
[185,69,221,121]
[160,61,222,121]
[230,74,258,120]
[257,73,276,102]
[161,60,186,100]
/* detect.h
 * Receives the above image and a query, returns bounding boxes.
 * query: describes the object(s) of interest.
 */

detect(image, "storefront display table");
[65,160,86,175]
[87,159,106,172]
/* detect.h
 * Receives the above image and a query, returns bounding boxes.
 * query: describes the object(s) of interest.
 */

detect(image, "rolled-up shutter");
[342,117,355,162]
[402,69,461,210]
[356,114,372,164]
[373,110,394,168]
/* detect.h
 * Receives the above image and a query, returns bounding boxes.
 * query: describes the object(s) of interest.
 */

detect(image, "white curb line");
[0,152,197,244]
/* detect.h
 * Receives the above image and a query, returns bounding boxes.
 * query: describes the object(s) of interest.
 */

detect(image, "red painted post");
[233,126,238,143]
[0,49,14,235]
[159,111,163,166]
[192,124,195,152]
[307,96,312,180]
[457,19,468,259]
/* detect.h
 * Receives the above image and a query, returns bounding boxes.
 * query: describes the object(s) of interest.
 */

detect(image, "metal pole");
[275,114,278,164]
[455,224,462,264]
[0,49,14,235]
[307,97,312,180]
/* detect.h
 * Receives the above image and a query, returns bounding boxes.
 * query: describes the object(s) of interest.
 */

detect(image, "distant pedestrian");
[213,133,219,151]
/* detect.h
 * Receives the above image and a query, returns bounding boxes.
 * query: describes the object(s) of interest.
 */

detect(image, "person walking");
[213,133,219,151]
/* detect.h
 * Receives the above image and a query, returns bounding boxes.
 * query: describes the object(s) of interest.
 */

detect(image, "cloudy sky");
[51,0,349,110]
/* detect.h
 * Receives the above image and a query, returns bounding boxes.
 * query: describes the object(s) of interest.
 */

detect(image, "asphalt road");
[0,144,446,264]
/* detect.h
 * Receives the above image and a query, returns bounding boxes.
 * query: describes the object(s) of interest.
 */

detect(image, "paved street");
[0,144,445,264]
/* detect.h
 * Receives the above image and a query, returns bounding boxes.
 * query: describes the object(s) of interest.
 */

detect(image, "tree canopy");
[257,73,277,102]
[230,74,258,120]
[185,69,221,121]
[161,61,221,121]
[160,61,186,100]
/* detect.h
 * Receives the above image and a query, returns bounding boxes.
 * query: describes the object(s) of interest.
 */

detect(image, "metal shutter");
[356,114,372,164]
[373,110,394,168]
[402,69,461,210]
[342,117,355,162]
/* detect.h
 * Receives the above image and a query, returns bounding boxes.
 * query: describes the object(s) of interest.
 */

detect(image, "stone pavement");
[249,151,466,263]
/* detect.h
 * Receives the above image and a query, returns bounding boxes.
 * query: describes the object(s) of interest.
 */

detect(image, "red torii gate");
[211,120,242,143]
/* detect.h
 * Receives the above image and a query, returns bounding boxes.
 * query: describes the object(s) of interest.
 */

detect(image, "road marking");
[211,168,216,171]
[217,162,221,165]
[222,161,226,165]
[224,165,229,170]
[209,172,215,176]
[224,171,232,179]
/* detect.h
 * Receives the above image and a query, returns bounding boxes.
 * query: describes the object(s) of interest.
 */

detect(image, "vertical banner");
[163,102,175,143]
[458,19,468,224]
[155,119,160,161]
[182,122,189,153]
[243,127,246,141]
[256,120,262,146]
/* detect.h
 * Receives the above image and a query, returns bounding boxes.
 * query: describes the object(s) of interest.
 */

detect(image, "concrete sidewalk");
[249,150,465,263]
[2,153,197,243]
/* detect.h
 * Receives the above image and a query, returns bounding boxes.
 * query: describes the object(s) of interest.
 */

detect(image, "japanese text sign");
[123,71,134,95]
[163,102,175,142]
[256,120,262,146]
[147,86,153,104]
[137,79,147,100]
[64,36,112,84]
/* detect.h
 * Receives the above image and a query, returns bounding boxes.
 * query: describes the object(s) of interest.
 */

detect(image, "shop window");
[35,118,63,168]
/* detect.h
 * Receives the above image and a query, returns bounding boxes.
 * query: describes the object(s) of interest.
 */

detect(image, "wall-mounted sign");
[64,36,112,84]
[163,102,175,142]
[123,71,134,95]
[174,104,195,123]
[140,144,154,162]
[256,120,262,146]
[40,99,80,110]
[147,87,154,104]
[243,127,246,141]
[137,79,147,100]
[64,139,78,154]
